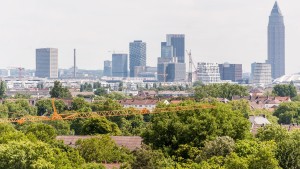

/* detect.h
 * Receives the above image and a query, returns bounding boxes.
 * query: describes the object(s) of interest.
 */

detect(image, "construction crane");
[186,50,198,85]
[7,67,25,80]
[0,99,215,124]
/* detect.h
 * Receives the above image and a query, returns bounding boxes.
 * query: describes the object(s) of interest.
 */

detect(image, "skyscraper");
[218,63,242,82]
[129,40,146,77]
[267,2,285,79]
[166,34,185,63]
[112,54,128,77]
[36,48,58,78]
[161,42,173,59]
[103,60,112,77]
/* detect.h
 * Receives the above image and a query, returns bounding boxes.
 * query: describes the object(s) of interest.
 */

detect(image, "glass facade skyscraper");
[36,48,58,78]
[112,54,128,77]
[267,2,285,79]
[166,34,185,63]
[129,40,146,77]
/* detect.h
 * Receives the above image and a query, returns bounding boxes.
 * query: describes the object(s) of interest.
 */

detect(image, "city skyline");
[1,1,300,74]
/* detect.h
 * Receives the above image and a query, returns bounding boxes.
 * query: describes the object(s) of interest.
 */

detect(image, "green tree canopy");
[50,81,72,98]
[273,102,300,124]
[273,83,297,98]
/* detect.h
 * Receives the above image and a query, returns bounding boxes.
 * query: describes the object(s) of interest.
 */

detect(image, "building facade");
[251,62,272,85]
[103,60,112,77]
[267,2,285,79]
[112,54,128,77]
[218,63,242,82]
[166,63,186,82]
[161,42,173,59]
[129,40,146,77]
[166,34,185,63]
[197,62,221,84]
[36,48,58,78]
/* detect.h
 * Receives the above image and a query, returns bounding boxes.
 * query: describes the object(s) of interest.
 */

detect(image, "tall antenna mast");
[74,49,76,78]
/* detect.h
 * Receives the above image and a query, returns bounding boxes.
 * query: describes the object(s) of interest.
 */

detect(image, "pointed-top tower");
[267,1,285,79]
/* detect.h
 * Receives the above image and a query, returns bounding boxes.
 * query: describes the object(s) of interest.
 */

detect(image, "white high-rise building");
[251,62,272,85]
[197,62,221,84]
[36,48,58,78]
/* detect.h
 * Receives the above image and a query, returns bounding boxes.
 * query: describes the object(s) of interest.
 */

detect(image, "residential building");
[103,60,112,77]
[129,40,146,77]
[218,63,242,82]
[112,54,128,77]
[251,62,272,85]
[166,34,185,63]
[36,48,58,78]
[119,99,159,111]
[197,62,221,84]
[266,2,285,79]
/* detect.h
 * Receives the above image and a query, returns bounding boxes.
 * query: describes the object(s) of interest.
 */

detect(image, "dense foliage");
[273,83,297,98]
[50,81,72,98]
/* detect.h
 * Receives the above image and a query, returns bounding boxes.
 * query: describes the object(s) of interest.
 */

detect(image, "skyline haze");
[1,0,299,74]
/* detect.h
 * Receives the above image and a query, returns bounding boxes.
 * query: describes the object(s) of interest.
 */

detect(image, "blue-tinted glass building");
[112,54,128,77]
[129,40,146,77]
[166,34,185,63]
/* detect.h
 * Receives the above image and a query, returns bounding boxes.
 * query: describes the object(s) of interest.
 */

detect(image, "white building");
[197,62,221,84]
[251,62,272,86]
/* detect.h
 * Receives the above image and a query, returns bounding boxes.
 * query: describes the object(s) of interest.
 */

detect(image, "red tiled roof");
[56,136,142,151]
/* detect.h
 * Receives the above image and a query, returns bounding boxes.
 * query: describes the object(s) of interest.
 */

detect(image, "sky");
[0,0,299,74]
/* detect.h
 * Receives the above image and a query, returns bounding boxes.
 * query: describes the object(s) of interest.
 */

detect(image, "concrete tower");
[267,1,285,79]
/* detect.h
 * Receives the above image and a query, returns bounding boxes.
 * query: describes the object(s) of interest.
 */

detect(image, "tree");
[71,97,92,112]
[21,123,57,142]
[94,87,107,96]
[0,81,6,98]
[50,81,72,98]
[276,130,300,169]
[273,102,300,124]
[35,99,67,116]
[81,118,121,135]
[273,83,297,98]
[256,125,289,142]
[142,101,250,156]
[76,135,132,163]
[4,99,37,118]
[201,136,235,159]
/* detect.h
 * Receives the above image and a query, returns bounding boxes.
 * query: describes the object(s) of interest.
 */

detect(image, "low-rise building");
[118,99,159,111]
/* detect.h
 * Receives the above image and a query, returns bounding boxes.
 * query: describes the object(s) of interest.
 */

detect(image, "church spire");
[271,1,283,16]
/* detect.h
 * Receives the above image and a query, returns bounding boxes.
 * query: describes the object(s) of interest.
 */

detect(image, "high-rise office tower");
[112,54,128,77]
[103,60,112,77]
[166,34,185,63]
[36,48,58,78]
[267,2,285,79]
[161,42,173,59]
[129,40,146,77]
[218,63,243,82]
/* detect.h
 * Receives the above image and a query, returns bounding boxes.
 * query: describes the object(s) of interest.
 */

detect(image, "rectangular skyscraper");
[251,62,272,85]
[161,42,173,59]
[218,63,242,82]
[166,34,185,63]
[103,60,112,77]
[129,40,146,77]
[112,54,128,77]
[36,48,58,78]
[267,2,285,79]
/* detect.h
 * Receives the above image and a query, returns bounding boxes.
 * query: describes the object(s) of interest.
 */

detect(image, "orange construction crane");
[0,99,215,124]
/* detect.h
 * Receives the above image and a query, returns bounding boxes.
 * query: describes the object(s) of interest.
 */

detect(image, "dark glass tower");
[267,1,285,79]
[166,34,185,63]
[129,40,146,77]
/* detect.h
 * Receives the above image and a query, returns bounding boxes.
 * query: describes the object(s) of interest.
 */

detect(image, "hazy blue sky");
[0,0,299,74]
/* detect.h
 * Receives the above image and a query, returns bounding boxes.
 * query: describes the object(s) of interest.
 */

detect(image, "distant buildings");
[129,40,147,77]
[166,62,186,82]
[251,62,272,85]
[266,2,285,79]
[35,48,58,78]
[112,54,128,77]
[161,42,173,59]
[197,62,221,84]
[218,63,242,82]
[103,60,112,77]
[166,34,185,63]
